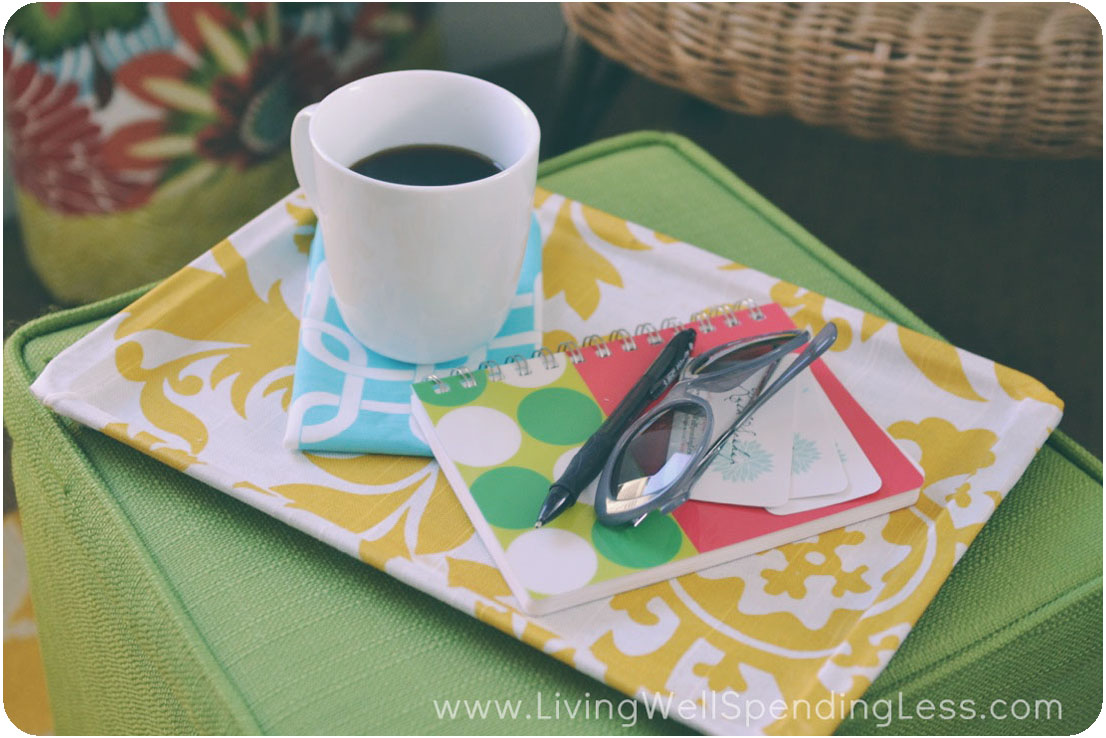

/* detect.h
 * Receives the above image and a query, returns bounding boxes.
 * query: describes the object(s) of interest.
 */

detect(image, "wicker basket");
[563,2,1102,158]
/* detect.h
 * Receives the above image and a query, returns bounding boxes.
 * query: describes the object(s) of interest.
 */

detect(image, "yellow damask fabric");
[30,190,1061,734]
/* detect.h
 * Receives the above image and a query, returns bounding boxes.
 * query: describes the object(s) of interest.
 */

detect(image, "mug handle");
[291,103,320,208]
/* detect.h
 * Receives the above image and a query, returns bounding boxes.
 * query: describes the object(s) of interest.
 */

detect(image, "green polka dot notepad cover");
[411,304,924,616]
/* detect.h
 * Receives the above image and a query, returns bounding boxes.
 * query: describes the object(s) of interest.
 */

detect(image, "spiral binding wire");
[423,300,767,391]
[557,341,584,364]
[582,334,612,358]
[737,297,766,321]
[722,303,740,327]
[449,367,477,388]
[533,346,558,370]
[609,328,637,352]
[505,354,531,376]
[693,309,716,333]
[478,359,503,382]
[635,322,665,345]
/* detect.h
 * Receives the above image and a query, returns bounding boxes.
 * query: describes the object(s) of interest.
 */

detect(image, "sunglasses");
[594,323,838,527]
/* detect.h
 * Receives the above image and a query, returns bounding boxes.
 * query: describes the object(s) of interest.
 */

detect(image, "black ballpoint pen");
[534,328,697,528]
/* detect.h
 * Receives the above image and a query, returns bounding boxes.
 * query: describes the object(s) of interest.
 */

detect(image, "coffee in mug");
[349,144,503,187]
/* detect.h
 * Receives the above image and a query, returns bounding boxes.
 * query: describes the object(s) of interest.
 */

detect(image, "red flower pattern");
[102,4,340,177]
[6,4,422,213]
[199,36,337,169]
[3,48,156,213]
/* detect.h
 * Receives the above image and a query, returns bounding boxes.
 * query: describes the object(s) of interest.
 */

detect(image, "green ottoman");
[5,133,1101,735]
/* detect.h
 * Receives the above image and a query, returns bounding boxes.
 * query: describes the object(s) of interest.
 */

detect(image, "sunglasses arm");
[692,322,839,479]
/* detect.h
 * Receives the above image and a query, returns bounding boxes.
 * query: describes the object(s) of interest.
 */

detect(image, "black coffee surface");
[349,144,502,186]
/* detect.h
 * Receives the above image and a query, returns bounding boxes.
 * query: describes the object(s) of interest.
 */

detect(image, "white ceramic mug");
[291,70,539,364]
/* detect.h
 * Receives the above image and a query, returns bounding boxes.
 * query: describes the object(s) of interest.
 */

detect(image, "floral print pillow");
[3,2,431,303]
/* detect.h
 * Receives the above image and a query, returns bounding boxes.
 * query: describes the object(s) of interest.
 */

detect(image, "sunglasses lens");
[693,334,796,375]
[612,402,709,501]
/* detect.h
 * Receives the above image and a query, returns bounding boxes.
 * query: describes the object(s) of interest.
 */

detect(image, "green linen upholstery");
[5,132,1101,735]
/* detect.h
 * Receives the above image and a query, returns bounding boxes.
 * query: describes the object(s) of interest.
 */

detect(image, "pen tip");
[533,521,543,529]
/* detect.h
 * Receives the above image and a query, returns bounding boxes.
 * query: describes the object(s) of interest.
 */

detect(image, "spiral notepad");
[410,302,924,615]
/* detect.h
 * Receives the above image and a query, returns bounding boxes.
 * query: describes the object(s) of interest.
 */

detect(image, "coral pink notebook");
[411,304,923,615]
